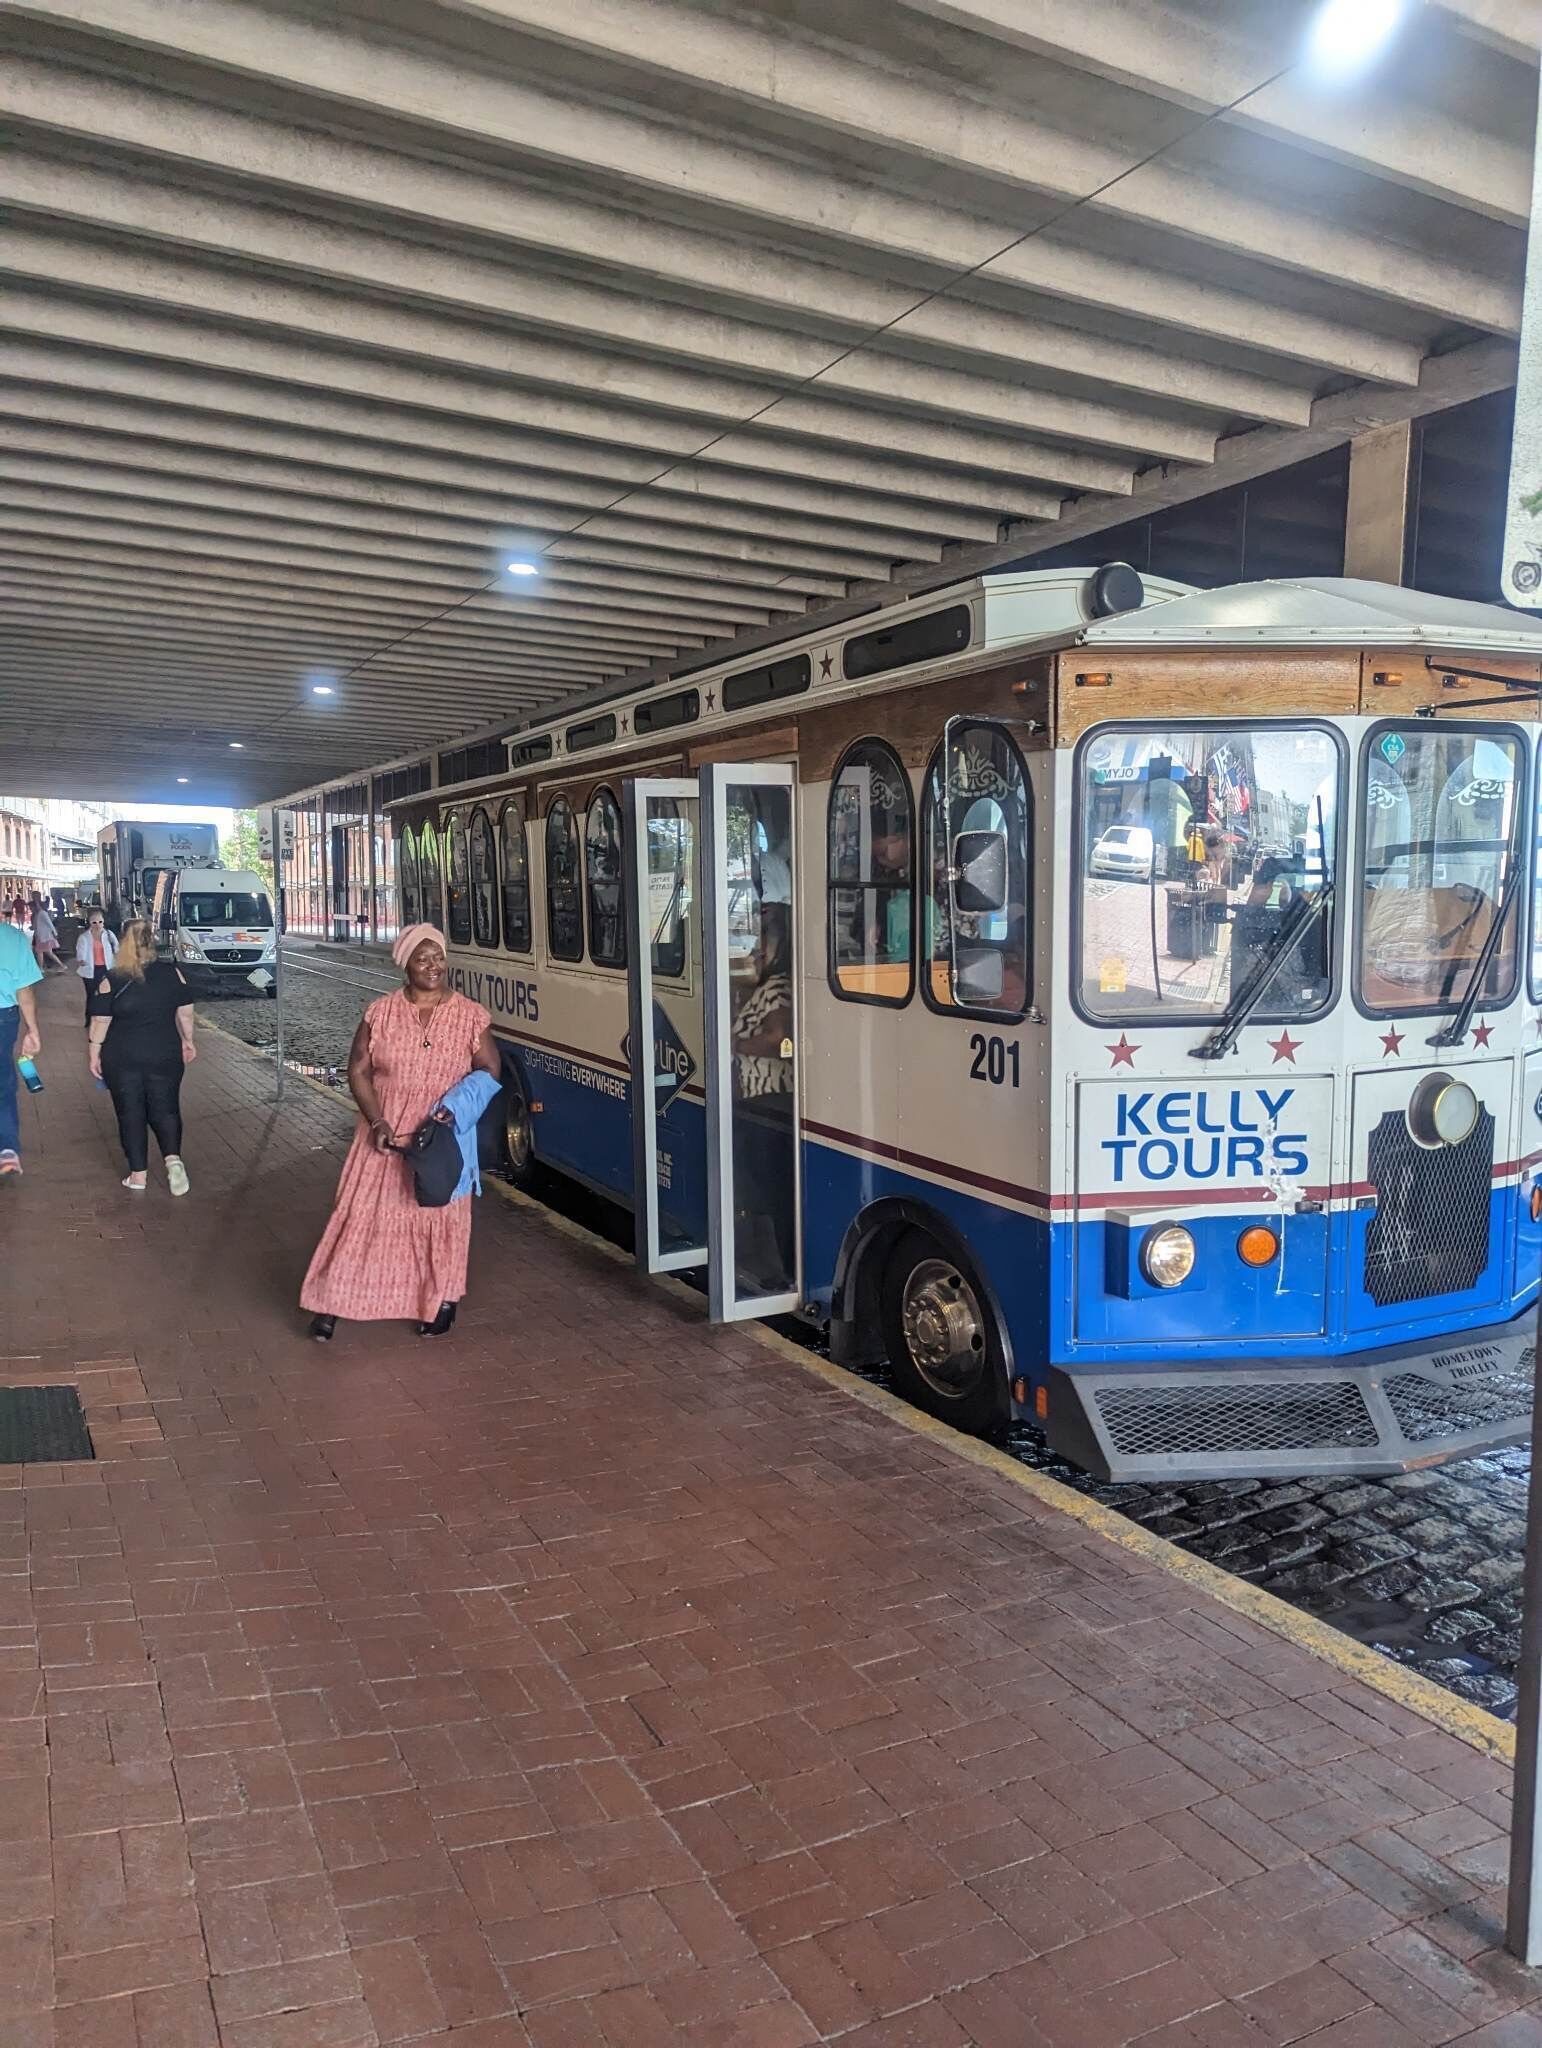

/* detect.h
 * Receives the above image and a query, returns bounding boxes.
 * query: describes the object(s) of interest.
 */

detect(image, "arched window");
[545,798,583,961]
[828,738,913,1004]
[922,723,1031,1019]
[444,809,472,946]
[399,824,422,929]
[585,787,627,969]
[499,798,531,953]
[418,816,443,930]
[469,807,498,949]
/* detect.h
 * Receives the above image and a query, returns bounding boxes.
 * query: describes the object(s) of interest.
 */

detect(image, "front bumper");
[1037,1308,1537,1482]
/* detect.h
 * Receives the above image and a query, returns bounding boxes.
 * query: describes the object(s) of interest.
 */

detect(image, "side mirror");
[953,946,1005,1005]
[951,830,1008,914]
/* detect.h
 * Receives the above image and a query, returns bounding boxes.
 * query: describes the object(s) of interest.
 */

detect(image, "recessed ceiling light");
[229,741,244,749]
[176,777,189,784]
[505,559,540,576]
[312,684,334,696]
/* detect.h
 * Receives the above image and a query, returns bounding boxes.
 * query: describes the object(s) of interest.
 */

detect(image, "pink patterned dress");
[301,989,493,1323]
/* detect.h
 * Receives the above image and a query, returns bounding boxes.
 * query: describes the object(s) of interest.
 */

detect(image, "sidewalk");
[2,964,1539,2047]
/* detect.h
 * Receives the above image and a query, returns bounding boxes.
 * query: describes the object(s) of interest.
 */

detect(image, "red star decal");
[819,651,834,678]
[1106,1034,1139,1069]
[1267,1030,1301,1065]
[705,689,715,710]
[1380,1028,1404,1057]
[1472,1020,1493,1048]
[619,713,629,733]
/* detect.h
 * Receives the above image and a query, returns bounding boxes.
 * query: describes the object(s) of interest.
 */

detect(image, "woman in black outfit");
[87,919,197,1195]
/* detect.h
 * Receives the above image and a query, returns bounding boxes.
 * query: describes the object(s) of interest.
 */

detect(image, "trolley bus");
[389,566,1542,1481]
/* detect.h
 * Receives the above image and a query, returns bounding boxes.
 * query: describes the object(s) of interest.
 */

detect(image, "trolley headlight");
[1407,1071,1479,1149]
[1141,1224,1196,1289]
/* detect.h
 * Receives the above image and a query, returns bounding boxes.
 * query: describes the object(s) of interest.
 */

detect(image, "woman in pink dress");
[302,925,500,1341]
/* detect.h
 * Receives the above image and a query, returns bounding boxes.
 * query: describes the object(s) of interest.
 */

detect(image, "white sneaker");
[166,1158,190,1197]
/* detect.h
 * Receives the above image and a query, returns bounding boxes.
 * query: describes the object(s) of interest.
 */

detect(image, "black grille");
[1383,1366,1533,1443]
[1095,1380,1379,1458]
[205,948,259,963]
[1364,1107,1494,1307]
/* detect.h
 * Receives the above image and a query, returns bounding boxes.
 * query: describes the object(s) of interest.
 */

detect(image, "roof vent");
[1086,562,1145,619]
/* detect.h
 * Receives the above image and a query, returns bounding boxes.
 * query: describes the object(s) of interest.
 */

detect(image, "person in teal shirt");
[0,919,43,1177]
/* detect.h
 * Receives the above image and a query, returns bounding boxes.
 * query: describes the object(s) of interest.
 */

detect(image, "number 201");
[969,1033,1019,1087]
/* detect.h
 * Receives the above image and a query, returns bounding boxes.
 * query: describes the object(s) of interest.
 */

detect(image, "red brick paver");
[1,971,1537,2046]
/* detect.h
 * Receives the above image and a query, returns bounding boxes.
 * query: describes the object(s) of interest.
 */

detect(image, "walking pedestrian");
[86,919,196,1195]
[0,908,43,1179]
[30,896,63,973]
[301,923,499,1342]
[74,908,118,1026]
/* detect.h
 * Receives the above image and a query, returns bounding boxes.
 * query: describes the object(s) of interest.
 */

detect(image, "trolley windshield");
[1359,726,1524,1014]
[1076,724,1339,1022]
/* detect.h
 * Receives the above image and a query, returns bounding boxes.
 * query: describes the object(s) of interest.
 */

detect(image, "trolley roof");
[1076,577,1542,655]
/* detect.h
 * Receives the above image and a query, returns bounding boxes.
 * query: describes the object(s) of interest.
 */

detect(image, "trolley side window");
[828,738,913,1005]
[469,806,498,950]
[1075,724,1340,1024]
[445,809,472,947]
[1360,725,1524,1015]
[499,797,532,954]
[545,798,584,962]
[399,824,422,929]
[418,817,443,929]
[586,787,627,969]
[922,723,1031,1019]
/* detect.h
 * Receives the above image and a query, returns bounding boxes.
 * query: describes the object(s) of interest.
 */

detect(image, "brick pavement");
[1,966,1540,2046]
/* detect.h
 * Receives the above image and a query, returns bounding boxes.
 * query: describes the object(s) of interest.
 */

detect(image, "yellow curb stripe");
[208,1017,1514,1764]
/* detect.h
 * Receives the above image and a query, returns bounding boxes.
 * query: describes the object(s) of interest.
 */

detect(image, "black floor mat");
[0,1386,94,1462]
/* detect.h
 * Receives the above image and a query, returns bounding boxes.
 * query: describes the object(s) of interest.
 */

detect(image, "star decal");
[619,713,629,733]
[1472,1020,1493,1048]
[1267,1030,1301,1065]
[1380,1028,1404,1058]
[705,689,715,710]
[819,650,834,679]
[1106,1033,1139,1070]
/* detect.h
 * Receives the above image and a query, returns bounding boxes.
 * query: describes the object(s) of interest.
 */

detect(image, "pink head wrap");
[392,922,447,971]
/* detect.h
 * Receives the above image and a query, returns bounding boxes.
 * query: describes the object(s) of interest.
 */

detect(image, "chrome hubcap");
[505,1087,532,1172]
[900,1258,986,1400]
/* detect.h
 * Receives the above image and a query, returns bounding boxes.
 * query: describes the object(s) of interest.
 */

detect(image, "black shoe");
[309,1315,337,1342]
[418,1301,456,1338]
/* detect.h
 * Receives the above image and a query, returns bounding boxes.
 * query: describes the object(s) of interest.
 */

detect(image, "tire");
[879,1227,1007,1435]
[500,1058,543,1191]
[264,986,278,1000]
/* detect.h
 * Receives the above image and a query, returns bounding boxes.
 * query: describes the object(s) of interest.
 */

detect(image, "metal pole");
[366,781,379,945]
[270,806,285,1103]
[1507,1303,1542,1961]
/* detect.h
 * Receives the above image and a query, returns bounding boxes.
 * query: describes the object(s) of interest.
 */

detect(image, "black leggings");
[104,1061,184,1174]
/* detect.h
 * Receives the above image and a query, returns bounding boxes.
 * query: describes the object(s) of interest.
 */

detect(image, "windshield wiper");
[1190,883,1335,1062]
[1428,859,1522,1048]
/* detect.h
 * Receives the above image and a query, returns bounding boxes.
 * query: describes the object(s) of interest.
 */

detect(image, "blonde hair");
[113,919,157,980]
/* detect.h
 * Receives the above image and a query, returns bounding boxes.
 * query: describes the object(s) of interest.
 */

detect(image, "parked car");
[1089,824,1154,880]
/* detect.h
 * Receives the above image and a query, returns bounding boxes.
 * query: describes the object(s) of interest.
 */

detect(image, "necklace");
[408,992,445,1050]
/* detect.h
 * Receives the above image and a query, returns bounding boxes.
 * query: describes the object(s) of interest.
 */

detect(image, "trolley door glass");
[626,781,707,1274]
[702,764,800,1320]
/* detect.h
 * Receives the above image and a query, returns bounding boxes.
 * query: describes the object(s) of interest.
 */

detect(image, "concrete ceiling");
[0,0,1534,806]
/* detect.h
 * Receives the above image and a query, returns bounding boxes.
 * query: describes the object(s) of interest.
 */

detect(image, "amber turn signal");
[1237,1225,1280,1267]
[1531,1184,1542,1224]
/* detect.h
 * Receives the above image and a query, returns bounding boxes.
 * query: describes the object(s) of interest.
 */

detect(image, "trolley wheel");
[501,1061,542,1191]
[879,1227,1006,1435]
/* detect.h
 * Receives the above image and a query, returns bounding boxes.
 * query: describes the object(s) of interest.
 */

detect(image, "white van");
[151,868,277,995]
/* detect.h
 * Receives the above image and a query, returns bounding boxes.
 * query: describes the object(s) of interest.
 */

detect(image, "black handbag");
[401,1115,462,1208]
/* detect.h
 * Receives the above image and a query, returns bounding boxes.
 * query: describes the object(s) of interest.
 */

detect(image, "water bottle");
[16,1056,42,1094]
